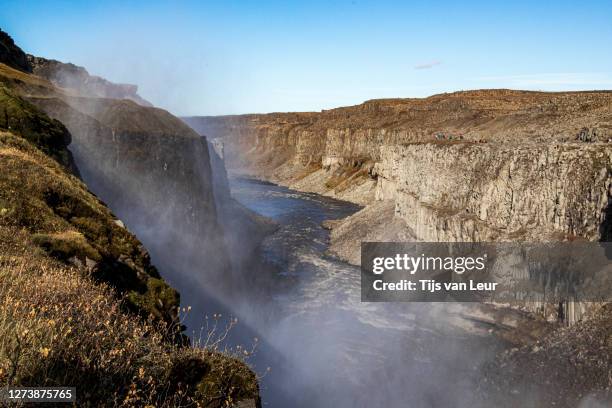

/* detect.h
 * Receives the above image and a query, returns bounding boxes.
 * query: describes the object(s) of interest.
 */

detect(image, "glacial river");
[224,178,507,408]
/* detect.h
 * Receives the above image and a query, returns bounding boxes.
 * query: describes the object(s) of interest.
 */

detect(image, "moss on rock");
[127,278,180,322]
[32,230,101,262]
[0,84,73,169]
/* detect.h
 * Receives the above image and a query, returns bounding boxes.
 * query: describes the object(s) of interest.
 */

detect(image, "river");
[220,178,508,408]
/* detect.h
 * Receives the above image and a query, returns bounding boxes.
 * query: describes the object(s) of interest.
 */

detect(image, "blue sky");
[2,1,611,115]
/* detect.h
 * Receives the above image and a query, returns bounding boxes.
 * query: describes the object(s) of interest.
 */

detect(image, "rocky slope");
[185,90,612,264]
[481,303,612,407]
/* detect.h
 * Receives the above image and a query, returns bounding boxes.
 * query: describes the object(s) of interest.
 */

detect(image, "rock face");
[375,142,612,242]
[27,95,233,291]
[0,29,31,73]
[27,55,152,106]
[185,90,612,264]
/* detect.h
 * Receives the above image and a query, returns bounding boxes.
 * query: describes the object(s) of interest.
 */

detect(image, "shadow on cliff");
[599,191,612,242]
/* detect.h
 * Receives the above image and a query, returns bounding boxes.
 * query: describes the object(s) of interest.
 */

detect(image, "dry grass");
[0,226,258,407]
[292,163,322,182]
[0,62,56,91]
[0,63,260,405]
[324,163,371,193]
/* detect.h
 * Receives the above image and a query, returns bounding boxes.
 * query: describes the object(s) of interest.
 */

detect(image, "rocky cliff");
[0,30,260,406]
[27,55,152,106]
[28,94,227,260]
[185,90,612,265]
[0,29,31,73]
[374,142,612,242]
[0,45,268,297]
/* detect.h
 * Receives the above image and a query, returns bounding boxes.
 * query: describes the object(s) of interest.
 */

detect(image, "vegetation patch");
[0,131,175,326]
[127,278,181,323]
[32,230,101,262]
[0,84,73,169]
[0,226,260,407]
[324,161,372,193]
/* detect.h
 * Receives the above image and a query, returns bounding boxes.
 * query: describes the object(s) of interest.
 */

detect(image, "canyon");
[1,24,611,407]
[184,93,612,405]
[184,90,612,265]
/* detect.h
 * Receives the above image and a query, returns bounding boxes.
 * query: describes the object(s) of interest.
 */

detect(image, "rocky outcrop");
[375,142,612,242]
[27,55,152,106]
[0,29,31,73]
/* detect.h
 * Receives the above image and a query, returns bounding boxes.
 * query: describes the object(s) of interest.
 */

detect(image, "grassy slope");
[62,95,200,137]
[0,223,257,407]
[0,60,259,406]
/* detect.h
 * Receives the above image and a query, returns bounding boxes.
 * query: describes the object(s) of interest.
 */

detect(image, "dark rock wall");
[0,29,32,73]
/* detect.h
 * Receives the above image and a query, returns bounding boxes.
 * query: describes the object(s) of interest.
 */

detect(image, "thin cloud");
[415,60,442,70]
